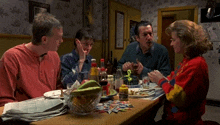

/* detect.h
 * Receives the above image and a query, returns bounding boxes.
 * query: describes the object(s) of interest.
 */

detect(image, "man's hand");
[76,39,86,63]
[148,70,165,84]
[122,62,133,71]
[134,59,143,75]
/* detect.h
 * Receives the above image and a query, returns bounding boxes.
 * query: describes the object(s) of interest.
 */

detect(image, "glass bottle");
[107,75,114,91]
[106,60,113,75]
[89,59,99,83]
[115,66,124,92]
[119,84,128,101]
[112,58,118,75]
[99,58,108,86]
[99,58,108,96]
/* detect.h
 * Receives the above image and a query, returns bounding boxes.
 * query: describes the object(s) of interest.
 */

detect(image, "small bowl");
[64,91,102,115]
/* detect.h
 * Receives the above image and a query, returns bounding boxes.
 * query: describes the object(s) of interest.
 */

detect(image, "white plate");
[139,81,162,90]
[128,89,155,98]
[43,90,66,99]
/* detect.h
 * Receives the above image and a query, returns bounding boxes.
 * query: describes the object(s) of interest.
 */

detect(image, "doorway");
[108,0,141,63]
[162,16,176,71]
[158,6,198,70]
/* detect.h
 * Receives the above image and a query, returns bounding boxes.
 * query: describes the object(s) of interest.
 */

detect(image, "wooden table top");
[0,95,164,125]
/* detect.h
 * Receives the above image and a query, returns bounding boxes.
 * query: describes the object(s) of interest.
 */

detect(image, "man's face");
[135,25,154,53]
[80,39,94,55]
[45,28,63,51]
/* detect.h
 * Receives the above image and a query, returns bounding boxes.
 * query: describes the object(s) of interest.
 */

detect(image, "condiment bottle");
[99,58,108,96]
[107,75,114,91]
[119,84,128,101]
[99,58,108,86]
[102,83,110,96]
[89,59,99,82]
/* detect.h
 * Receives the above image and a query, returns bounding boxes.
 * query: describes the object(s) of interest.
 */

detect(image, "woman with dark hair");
[60,28,94,88]
[148,20,212,125]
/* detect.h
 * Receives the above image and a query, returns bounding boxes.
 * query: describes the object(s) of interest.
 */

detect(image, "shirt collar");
[136,42,155,55]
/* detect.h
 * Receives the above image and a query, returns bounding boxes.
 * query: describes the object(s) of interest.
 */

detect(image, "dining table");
[0,89,165,125]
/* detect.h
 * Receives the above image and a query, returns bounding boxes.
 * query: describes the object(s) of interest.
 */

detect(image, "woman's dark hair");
[165,20,212,59]
[74,28,94,47]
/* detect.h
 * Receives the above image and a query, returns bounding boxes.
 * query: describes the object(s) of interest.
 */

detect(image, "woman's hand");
[76,39,86,63]
[148,70,164,84]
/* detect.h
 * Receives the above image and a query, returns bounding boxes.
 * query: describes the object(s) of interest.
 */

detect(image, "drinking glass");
[142,75,150,89]
[78,71,89,84]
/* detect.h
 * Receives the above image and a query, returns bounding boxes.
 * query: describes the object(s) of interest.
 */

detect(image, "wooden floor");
[154,104,220,124]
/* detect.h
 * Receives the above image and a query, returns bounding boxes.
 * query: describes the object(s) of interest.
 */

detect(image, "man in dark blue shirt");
[118,21,171,79]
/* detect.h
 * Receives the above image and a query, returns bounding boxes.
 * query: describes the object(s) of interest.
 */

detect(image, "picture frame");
[115,11,124,49]
[60,0,70,2]
[201,7,220,23]
[129,20,138,43]
[29,1,50,23]
[83,0,93,27]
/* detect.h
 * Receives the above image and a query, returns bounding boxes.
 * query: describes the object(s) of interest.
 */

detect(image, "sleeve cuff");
[158,78,168,87]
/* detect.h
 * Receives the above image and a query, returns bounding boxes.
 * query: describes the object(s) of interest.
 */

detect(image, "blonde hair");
[166,20,211,59]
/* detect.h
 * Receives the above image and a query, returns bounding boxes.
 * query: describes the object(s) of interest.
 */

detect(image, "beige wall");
[0,34,102,66]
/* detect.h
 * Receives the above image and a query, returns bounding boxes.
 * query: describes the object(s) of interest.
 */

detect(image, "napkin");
[1,98,68,122]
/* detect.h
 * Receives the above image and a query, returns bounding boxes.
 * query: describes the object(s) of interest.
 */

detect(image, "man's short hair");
[134,21,152,36]
[32,12,62,45]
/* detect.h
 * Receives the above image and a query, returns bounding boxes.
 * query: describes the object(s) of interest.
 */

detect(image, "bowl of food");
[64,80,102,115]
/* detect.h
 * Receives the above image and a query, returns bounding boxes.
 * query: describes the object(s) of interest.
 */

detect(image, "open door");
[108,0,141,62]
[162,15,176,71]
[158,6,198,69]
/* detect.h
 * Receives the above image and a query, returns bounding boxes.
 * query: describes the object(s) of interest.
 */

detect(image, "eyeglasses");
[81,42,94,47]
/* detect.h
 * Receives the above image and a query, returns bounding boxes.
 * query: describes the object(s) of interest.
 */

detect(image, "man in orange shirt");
[0,12,63,106]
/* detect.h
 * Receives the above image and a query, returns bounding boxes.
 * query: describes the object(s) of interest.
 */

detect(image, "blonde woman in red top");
[148,20,212,125]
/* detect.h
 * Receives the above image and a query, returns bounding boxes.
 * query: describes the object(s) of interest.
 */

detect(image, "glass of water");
[142,75,150,89]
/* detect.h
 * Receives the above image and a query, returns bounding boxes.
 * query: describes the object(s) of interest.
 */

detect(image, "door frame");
[161,15,176,70]
[157,6,198,44]
[157,6,198,69]
[107,0,141,63]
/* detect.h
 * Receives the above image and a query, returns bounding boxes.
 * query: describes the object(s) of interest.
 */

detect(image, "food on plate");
[81,79,89,85]
[60,89,64,97]
[71,86,102,96]
[68,80,102,107]
[70,80,102,96]
[129,90,149,96]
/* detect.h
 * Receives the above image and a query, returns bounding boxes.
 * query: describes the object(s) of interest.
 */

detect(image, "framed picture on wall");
[115,11,124,49]
[29,1,50,23]
[129,20,138,43]
[83,0,93,27]
[60,0,70,2]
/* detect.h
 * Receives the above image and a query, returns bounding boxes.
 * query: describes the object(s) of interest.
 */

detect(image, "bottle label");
[119,92,128,101]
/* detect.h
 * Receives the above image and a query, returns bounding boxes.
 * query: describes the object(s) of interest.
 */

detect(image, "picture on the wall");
[60,0,70,2]
[201,8,220,23]
[130,20,138,43]
[83,0,93,27]
[29,1,50,23]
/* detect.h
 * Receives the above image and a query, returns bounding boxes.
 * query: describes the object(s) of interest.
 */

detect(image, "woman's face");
[170,31,185,54]
[80,39,94,55]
